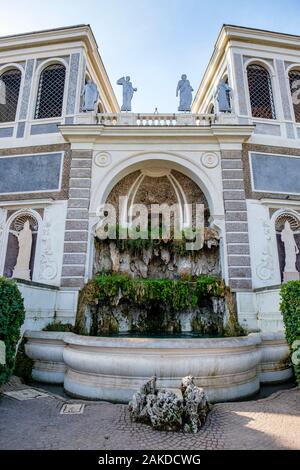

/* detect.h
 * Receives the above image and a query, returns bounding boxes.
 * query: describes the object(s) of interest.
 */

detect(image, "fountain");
[24,168,292,402]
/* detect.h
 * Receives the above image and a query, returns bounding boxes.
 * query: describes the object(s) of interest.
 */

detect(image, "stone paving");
[0,378,299,450]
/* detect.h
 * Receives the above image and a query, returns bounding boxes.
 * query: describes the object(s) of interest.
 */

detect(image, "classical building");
[0,23,299,333]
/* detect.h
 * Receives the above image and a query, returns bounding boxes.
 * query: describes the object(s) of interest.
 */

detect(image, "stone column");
[221,149,252,290]
[61,150,92,288]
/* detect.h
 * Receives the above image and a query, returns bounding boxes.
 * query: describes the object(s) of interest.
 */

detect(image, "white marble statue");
[176,74,194,112]
[281,220,299,276]
[81,80,99,112]
[13,220,32,281]
[215,79,232,113]
[117,76,137,111]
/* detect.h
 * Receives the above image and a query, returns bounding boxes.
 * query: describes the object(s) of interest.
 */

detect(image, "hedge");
[0,277,25,386]
[280,280,300,383]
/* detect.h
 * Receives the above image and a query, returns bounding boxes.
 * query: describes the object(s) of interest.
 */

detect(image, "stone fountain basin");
[24,331,292,403]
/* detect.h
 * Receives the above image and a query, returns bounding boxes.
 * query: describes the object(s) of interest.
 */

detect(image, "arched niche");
[3,210,40,280]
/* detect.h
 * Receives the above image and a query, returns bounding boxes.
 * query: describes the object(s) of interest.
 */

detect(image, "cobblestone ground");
[0,378,299,450]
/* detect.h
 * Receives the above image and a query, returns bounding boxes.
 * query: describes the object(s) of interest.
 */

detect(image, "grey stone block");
[65,117,74,124]
[67,209,88,220]
[62,265,85,276]
[63,253,86,264]
[225,201,247,211]
[69,188,90,199]
[221,160,243,170]
[68,199,90,209]
[30,123,60,134]
[286,123,295,139]
[61,278,84,288]
[64,242,88,253]
[64,231,89,242]
[229,267,252,278]
[253,123,281,136]
[233,53,248,116]
[65,220,89,230]
[222,169,244,180]
[225,212,248,222]
[226,222,249,232]
[17,122,25,138]
[226,233,249,244]
[223,180,244,190]
[0,127,13,138]
[66,53,80,115]
[70,178,91,189]
[71,150,92,159]
[251,152,300,194]
[19,58,34,120]
[0,153,62,194]
[70,168,91,178]
[71,158,92,169]
[227,244,250,255]
[223,190,245,200]
[221,150,242,159]
[229,278,252,290]
[228,255,251,266]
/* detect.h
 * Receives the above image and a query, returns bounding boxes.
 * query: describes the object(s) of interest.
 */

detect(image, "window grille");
[35,64,66,119]
[289,70,300,123]
[0,69,21,123]
[247,64,276,119]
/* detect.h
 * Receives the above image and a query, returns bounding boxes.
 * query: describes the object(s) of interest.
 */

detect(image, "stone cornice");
[59,123,254,145]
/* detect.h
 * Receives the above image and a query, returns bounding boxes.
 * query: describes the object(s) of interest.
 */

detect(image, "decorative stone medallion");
[94,151,112,167]
[200,152,219,169]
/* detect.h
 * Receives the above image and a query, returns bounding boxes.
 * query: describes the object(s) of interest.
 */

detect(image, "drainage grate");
[60,403,85,415]
[3,388,49,401]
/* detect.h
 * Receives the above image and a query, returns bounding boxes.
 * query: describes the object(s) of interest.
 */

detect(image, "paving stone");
[0,379,299,450]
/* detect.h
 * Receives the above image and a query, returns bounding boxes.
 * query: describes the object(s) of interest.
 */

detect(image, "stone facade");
[221,150,252,290]
[61,150,93,288]
[0,23,300,334]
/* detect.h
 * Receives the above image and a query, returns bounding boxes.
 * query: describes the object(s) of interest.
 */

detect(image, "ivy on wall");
[76,274,243,337]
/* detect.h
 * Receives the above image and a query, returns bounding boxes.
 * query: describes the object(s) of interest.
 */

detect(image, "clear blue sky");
[1,0,299,111]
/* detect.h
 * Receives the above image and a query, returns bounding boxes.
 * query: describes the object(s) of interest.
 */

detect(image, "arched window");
[289,69,300,123]
[247,64,276,119]
[35,63,66,119]
[4,213,38,280]
[207,103,214,114]
[0,68,22,123]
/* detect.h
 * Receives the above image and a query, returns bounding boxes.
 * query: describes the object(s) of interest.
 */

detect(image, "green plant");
[0,277,25,386]
[13,339,33,383]
[76,273,243,336]
[280,280,300,383]
[43,321,74,332]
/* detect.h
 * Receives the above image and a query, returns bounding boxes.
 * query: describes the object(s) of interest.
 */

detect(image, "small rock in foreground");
[129,375,211,433]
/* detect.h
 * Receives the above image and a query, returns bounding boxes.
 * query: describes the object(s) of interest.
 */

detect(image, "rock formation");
[129,375,211,433]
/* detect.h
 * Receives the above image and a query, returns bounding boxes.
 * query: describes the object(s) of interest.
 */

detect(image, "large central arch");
[90,151,224,219]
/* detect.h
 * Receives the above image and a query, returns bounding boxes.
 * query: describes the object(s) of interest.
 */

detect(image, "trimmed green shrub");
[280,280,300,383]
[0,277,25,386]
[13,339,33,383]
